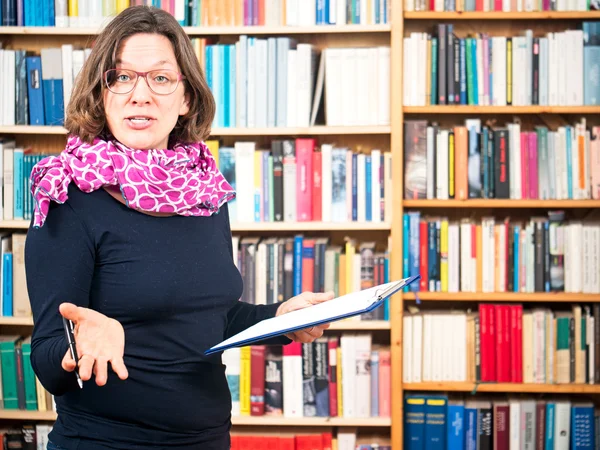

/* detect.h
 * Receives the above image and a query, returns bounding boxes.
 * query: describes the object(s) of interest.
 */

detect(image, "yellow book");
[68,0,78,23]
[440,218,448,292]
[205,139,219,168]
[116,0,129,14]
[239,346,251,416]
[345,239,356,295]
[339,254,347,297]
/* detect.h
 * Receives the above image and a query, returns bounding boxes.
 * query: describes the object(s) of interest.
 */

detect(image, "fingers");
[78,354,95,381]
[61,349,76,372]
[110,357,129,380]
[59,303,84,323]
[290,325,326,343]
[93,356,109,386]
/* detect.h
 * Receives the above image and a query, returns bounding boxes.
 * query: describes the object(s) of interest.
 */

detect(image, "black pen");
[62,316,83,388]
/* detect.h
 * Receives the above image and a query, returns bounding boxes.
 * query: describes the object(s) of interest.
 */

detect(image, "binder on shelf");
[204,275,419,355]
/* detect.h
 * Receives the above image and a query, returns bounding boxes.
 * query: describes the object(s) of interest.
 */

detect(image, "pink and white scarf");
[30,135,235,228]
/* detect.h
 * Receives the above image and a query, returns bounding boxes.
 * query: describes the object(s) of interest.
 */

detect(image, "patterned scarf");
[30,135,235,228]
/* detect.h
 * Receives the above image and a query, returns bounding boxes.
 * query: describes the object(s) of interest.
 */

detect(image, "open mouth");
[127,116,154,123]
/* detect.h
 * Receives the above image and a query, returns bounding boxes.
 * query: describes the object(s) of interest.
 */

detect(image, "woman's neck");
[103,185,176,217]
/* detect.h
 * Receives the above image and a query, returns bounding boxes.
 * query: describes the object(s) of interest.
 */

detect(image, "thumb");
[59,303,84,323]
[309,291,335,304]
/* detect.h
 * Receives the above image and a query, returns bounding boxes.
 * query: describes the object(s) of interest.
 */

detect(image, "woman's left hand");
[276,291,335,343]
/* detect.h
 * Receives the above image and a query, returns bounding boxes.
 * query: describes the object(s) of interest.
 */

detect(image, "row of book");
[0,41,391,130]
[215,140,392,224]
[0,233,29,319]
[0,47,91,126]
[403,23,599,106]
[0,143,48,224]
[403,303,599,385]
[231,431,391,450]
[403,119,600,201]
[0,0,391,28]
[404,0,596,11]
[231,235,391,320]
[402,211,600,294]
[0,424,53,450]
[0,335,55,412]
[189,37,391,129]
[403,394,597,450]
[223,334,391,419]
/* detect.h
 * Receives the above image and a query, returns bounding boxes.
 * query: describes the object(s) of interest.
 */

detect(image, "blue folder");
[204,274,420,355]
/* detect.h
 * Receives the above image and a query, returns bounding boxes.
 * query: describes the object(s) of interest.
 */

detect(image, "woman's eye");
[154,76,168,83]
[117,75,130,82]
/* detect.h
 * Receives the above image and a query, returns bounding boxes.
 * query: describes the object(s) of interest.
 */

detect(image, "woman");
[25,6,332,450]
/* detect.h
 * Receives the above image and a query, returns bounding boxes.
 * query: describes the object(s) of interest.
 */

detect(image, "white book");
[234,142,255,223]
[282,347,303,417]
[222,348,241,416]
[371,149,381,223]
[320,144,332,222]
[403,316,413,383]
[354,333,372,417]
[411,314,422,383]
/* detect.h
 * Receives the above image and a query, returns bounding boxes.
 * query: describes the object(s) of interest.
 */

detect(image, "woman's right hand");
[59,303,128,386]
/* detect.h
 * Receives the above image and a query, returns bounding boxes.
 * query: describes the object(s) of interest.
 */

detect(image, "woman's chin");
[117,134,165,151]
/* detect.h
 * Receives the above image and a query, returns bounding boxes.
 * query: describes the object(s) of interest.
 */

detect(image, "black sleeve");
[219,202,291,346]
[25,200,96,396]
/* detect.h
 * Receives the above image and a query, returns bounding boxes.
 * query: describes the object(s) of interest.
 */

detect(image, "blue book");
[404,395,426,450]
[228,45,236,128]
[464,405,477,450]
[545,402,555,450]
[425,395,447,450]
[25,56,45,125]
[293,235,303,296]
[2,252,12,317]
[40,48,64,126]
[403,213,410,292]
[447,401,465,450]
[408,211,420,292]
[13,149,23,220]
[459,39,467,104]
[571,403,594,449]
[352,154,358,221]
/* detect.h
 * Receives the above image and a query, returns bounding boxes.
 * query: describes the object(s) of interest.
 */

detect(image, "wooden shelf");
[231,416,391,427]
[0,410,56,420]
[0,316,33,326]
[0,220,29,229]
[404,382,600,394]
[0,125,391,136]
[404,11,600,19]
[403,292,600,302]
[403,199,600,208]
[2,221,391,232]
[0,126,68,135]
[0,24,391,36]
[403,106,600,114]
[329,320,390,330]
[230,221,391,232]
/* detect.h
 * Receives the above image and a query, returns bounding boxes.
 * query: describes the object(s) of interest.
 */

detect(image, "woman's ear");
[179,92,190,116]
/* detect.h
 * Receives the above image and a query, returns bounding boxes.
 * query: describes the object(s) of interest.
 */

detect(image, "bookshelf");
[399,0,600,447]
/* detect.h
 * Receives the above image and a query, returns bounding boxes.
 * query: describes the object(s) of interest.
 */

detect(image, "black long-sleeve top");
[25,183,289,450]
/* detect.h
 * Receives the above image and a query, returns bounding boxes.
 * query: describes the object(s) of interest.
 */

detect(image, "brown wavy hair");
[65,5,215,144]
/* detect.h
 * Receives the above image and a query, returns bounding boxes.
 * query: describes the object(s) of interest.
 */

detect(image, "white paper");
[205,278,414,355]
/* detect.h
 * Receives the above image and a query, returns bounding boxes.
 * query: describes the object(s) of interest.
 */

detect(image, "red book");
[509,304,523,383]
[312,150,322,221]
[327,337,338,417]
[479,304,496,382]
[419,220,428,291]
[322,432,333,450]
[495,305,511,382]
[493,403,510,450]
[279,437,295,450]
[250,346,266,416]
[302,239,316,293]
[295,138,315,221]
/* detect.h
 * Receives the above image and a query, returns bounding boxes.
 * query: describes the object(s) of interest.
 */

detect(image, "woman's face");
[103,33,190,150]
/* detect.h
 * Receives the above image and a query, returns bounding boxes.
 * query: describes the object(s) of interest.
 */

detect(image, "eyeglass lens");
[105,69,180,95]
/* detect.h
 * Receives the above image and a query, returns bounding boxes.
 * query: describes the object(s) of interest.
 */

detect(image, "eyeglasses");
[104,69,186,95]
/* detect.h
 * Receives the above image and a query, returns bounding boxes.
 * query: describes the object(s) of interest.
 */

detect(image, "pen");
[62,316,83,389]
